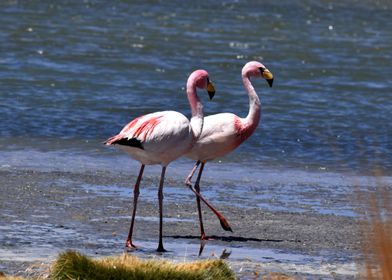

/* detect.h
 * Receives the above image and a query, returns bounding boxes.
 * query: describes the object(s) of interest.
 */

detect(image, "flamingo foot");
[198,234,213,256]
[219,218,233,232]
[157,243,167,253]
[198,239,208,256]
[125,239,138,249]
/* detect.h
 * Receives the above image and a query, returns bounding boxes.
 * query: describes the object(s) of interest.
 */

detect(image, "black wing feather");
[111,138,144,150]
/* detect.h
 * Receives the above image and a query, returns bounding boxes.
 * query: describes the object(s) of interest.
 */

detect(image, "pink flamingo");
[105,70,215,252]
[184,61,273,254]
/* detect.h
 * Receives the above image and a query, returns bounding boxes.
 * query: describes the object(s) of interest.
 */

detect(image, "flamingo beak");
[207,81,215,100]
[266,77,274,87]
[260,68,274,87]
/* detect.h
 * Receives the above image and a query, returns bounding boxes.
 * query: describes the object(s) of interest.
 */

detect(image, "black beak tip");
[267,78,273,87]
[208,91,215,100]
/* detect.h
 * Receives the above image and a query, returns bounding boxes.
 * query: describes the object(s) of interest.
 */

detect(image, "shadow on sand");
[167,235,302,244]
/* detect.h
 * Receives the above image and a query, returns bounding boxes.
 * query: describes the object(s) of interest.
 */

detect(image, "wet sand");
[0,168,361,278]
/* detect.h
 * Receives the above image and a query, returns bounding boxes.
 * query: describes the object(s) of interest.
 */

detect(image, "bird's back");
[107,111,193,165]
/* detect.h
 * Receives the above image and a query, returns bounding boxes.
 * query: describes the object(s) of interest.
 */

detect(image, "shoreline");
[0,168,362,278]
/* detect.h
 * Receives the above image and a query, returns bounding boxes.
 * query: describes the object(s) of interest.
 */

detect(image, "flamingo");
[184,61,273,254]
[105,70,215,252]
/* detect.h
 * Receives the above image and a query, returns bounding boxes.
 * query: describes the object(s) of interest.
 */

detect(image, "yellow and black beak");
[260,67,274,87]
[206,79,215,100]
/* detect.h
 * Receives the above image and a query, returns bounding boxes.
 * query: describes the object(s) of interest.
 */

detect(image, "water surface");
[1,0,391,173]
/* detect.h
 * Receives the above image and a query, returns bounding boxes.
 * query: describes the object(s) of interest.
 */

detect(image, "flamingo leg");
[186,163,233,233]
[194,162,206,239]
[184,160,201,186]
[126,164,145,249]
[193,162,210,256]
[157,166,167,252]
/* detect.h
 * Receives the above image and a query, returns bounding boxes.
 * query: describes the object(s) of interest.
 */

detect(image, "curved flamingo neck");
[187,82,204,140]
[187,83,203,118]
[236,74,261,140]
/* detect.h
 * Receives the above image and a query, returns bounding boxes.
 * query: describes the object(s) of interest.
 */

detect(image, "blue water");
[1,2,391,179]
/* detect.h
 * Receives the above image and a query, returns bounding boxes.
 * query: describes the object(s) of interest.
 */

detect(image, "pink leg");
[157,166,167,252]
[184,160,201,186]
[185,162,233,233]
[125,164,145,249]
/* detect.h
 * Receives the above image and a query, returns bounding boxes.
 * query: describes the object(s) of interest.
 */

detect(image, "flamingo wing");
[186,113,246,161]
[105,112,165,149]
[197,113,237,144]
[105,111,192,159]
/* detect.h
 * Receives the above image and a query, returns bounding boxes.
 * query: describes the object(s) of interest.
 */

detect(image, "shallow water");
[1,146,391,219]
[0,162,368,278]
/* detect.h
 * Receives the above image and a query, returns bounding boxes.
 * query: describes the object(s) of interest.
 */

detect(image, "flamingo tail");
[104,135,144,150]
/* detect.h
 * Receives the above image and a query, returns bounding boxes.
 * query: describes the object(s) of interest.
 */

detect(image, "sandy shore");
[0,168,361,278]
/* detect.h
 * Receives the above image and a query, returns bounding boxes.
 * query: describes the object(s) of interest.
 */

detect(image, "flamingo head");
[188,70,216,100]
[242,61,274,87]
